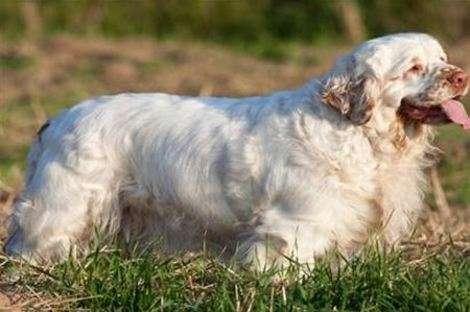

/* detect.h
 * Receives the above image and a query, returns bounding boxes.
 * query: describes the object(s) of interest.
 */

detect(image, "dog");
[4,33,469,269]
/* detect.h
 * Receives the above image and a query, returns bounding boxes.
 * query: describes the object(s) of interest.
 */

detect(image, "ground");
[0,35,469,310]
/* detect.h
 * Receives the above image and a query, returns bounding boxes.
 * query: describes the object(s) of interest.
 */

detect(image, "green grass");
[0,53,35,70]
[1,243,468,311]
[435,123,470,206]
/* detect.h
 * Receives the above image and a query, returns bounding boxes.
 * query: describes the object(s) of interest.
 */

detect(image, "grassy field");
[0,35,469,310]
[0,243,468,311]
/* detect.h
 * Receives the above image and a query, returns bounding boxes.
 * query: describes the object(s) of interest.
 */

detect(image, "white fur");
[4,33,466,269]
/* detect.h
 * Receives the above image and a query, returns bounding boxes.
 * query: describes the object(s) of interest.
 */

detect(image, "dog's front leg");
[234,203,335,272]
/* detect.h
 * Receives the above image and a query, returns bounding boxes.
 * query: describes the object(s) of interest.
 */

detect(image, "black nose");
[447,71,469,91]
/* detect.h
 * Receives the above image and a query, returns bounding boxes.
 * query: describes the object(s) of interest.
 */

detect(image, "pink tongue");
[442,100,470,130]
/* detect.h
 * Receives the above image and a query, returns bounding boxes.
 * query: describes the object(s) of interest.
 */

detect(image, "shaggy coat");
[5,33,469,268]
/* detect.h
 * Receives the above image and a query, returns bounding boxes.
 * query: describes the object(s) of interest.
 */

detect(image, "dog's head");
[322,33,469,128]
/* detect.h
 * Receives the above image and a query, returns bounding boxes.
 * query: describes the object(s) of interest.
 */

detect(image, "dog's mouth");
[399,96,470,129]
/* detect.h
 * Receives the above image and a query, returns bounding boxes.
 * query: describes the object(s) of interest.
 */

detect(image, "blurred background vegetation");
[1,0,469,58]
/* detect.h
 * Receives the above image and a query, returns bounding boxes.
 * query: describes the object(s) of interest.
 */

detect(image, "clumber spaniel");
[4,33,469,269]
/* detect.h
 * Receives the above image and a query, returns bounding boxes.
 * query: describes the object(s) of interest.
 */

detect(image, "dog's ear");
[322,74,379,125]
[322,49,385,125]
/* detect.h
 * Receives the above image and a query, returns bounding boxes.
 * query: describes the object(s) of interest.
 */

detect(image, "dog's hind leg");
[4,138,118,262]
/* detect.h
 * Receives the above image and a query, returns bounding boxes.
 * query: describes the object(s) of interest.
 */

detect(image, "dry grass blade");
[430,167,452,218]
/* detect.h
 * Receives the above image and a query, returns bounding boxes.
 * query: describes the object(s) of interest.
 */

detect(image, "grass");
[0,53,35,70]
[435,127,470,206]
[1,242,468,311]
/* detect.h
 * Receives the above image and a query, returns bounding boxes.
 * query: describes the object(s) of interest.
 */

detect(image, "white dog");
[4,33,469,269]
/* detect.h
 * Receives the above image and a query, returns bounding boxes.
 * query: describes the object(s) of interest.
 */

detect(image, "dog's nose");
[447,71,469,91]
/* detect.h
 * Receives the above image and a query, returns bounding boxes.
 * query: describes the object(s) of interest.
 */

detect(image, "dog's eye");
[408,64,423,73]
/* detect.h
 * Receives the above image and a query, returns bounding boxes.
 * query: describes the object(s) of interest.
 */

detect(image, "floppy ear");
[322,74,380,125]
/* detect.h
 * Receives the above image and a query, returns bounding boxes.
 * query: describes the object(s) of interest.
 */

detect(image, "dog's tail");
[23,120,51,186]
